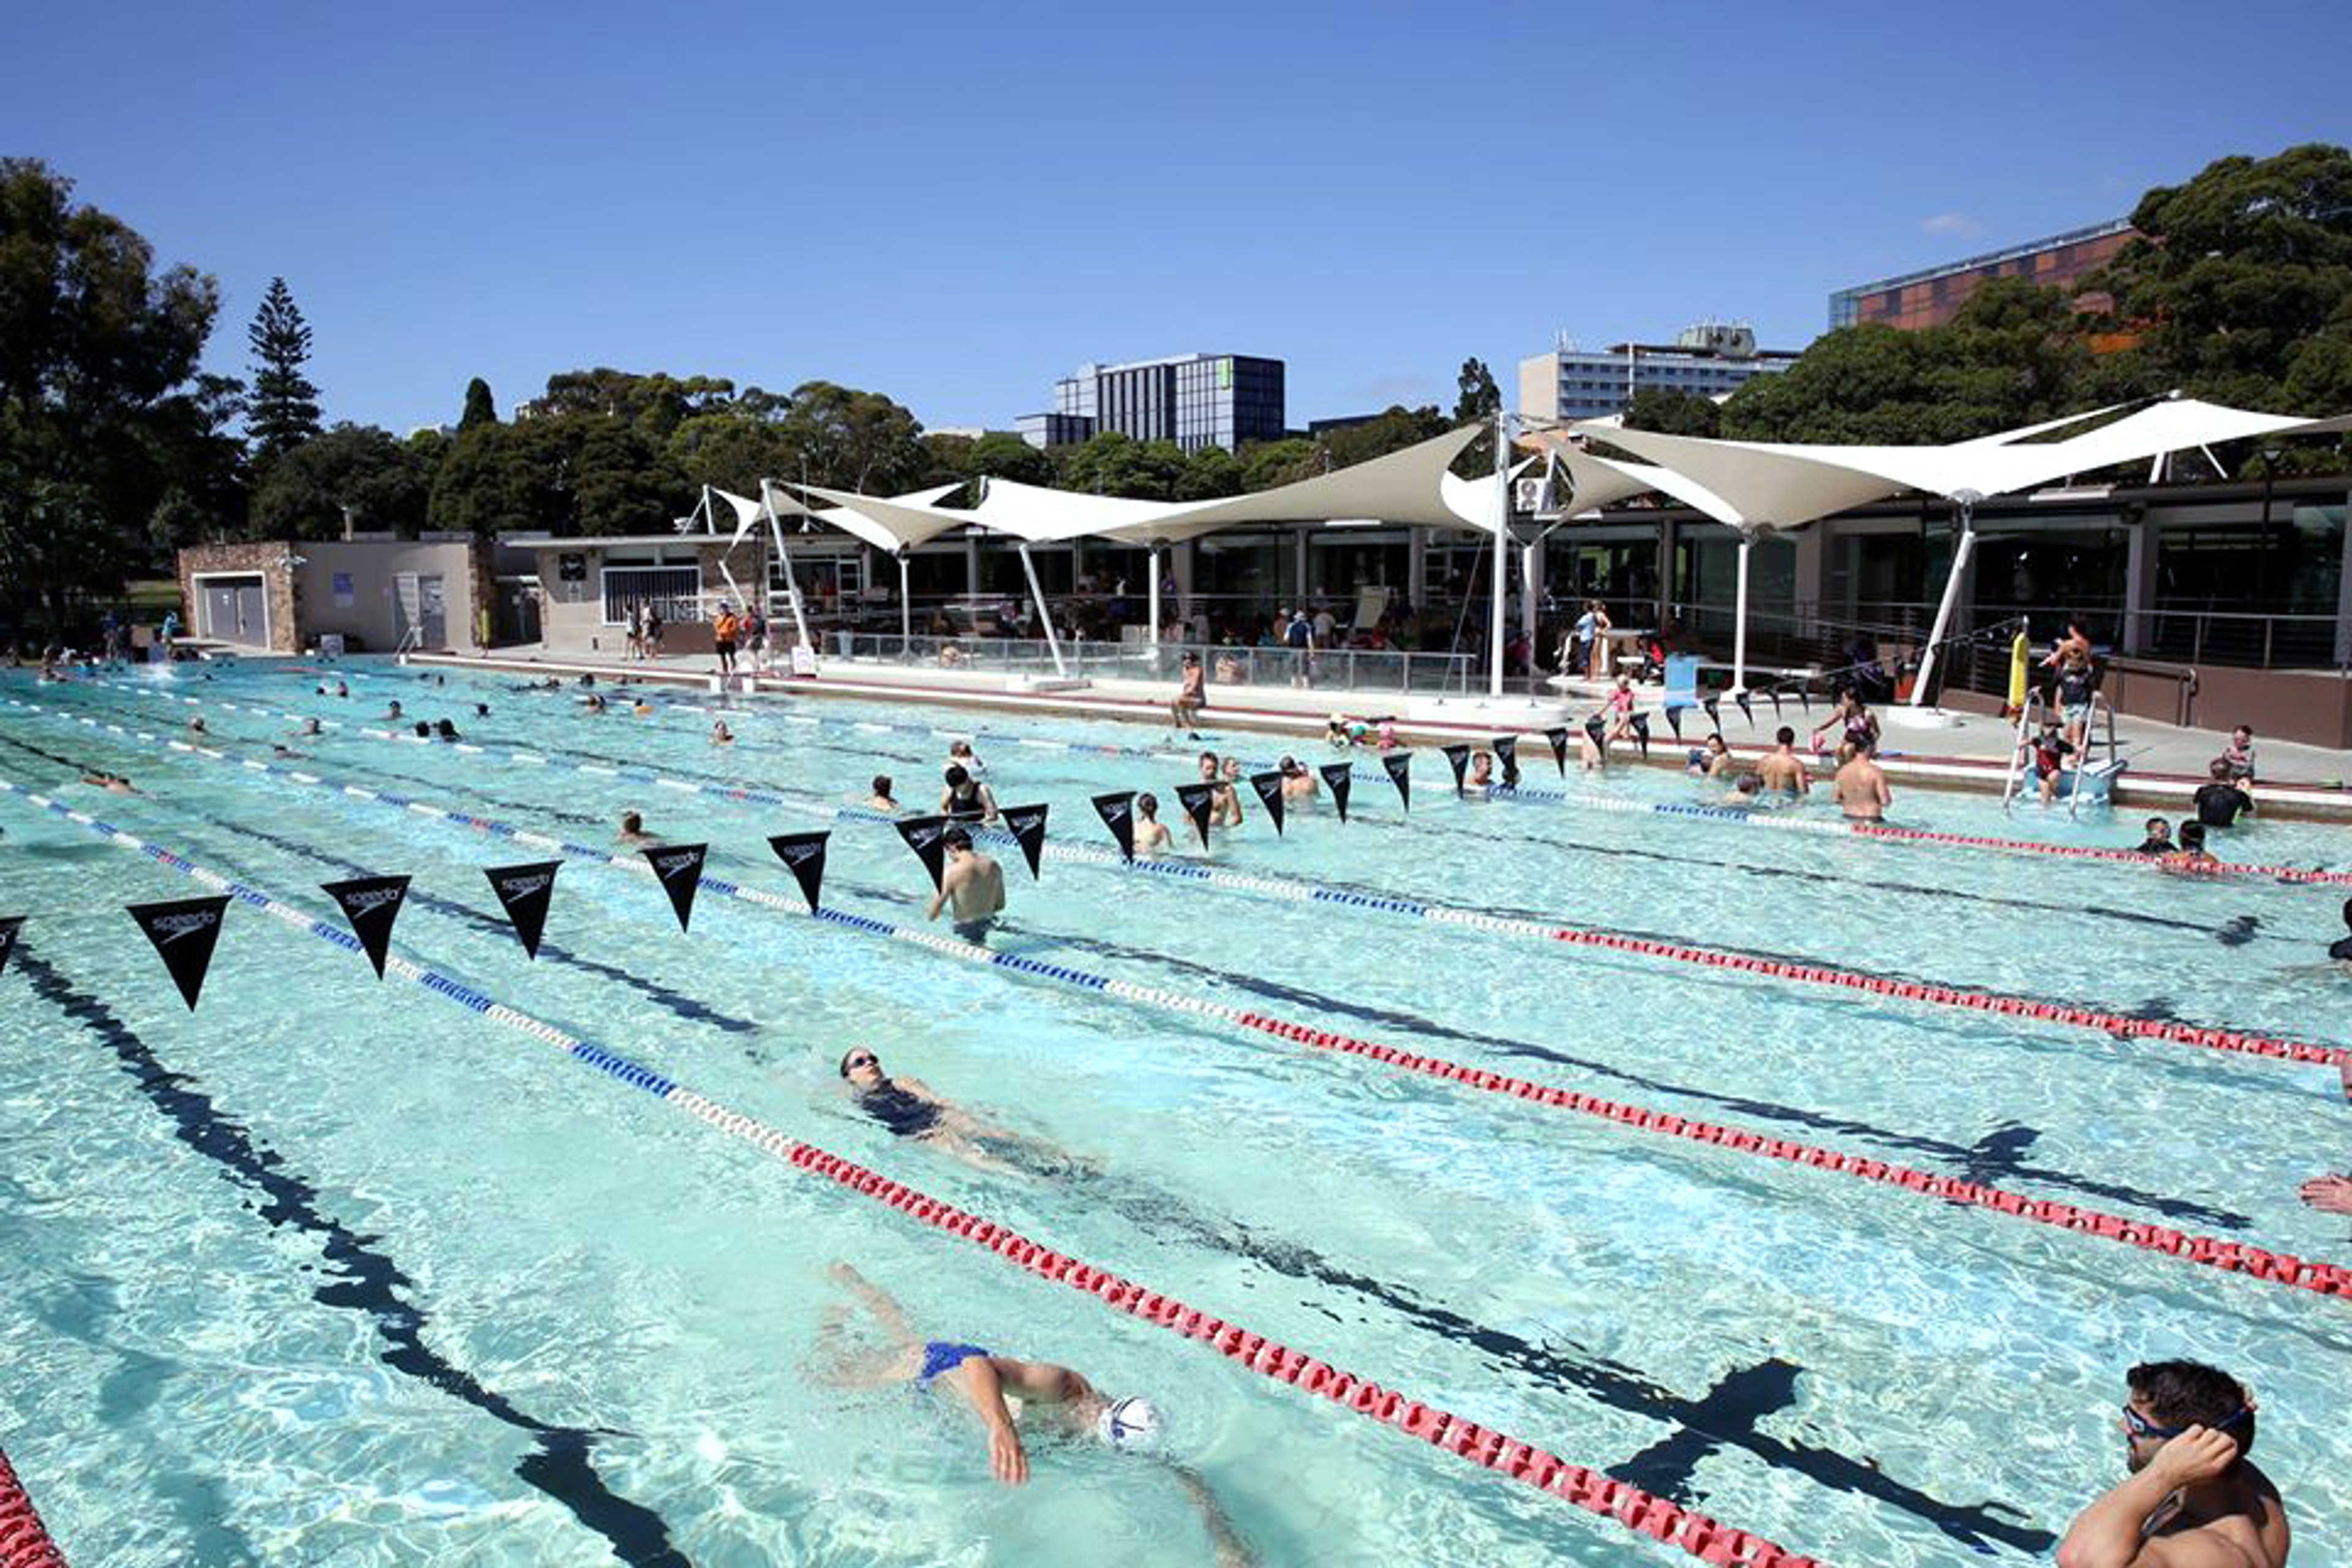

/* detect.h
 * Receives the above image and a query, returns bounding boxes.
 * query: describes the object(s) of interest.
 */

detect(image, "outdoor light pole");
[1489,406,1511,699]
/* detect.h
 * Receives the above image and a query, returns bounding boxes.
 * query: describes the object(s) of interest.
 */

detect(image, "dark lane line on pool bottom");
[6,943,692,1568]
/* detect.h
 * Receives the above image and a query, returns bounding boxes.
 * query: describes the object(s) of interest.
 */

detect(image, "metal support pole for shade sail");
[758,480,814,657]
[1017,542,1067,677]
[1731,528,1754,695]
[1489,407,1509,698]
[1147,541,1163,647]
[898,552,911,643]
[1912,491,1980,706]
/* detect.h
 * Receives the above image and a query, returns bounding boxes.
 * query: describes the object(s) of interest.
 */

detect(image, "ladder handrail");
[2000,688,2043,813]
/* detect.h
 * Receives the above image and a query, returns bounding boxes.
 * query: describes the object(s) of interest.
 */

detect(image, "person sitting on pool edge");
[2133,818,2174,856]
[1170,650,1207,737]
[927,826,1005,944]
[2055,1359,2286,1568]
[810,1263,1257,1564]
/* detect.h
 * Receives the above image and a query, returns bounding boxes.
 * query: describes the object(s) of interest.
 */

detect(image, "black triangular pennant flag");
[1175,782,1217,842]
[1381,750,1411,812]
[1545,727,1570,776]
[1248,772,1286,835]
[320,875,409,979]
[1702,696,1721,727]
[1768,688,1783,716]
[1735,690,1754,726]
[1001,804,1049,880]
[0,915,21,976]
[1584,714,1607,752]
[1441,744,1471,796]
[895,815,952,891]
[642,843,708,932]
[1092,791,1138,862]
[1493,736,1518,783]
[1319,763,1352,823]
[1665,704,1685,741]
[1798,687,1812,712]
[1630,712,1651,759]
[767,831,829,912]
[484,861,560,959]
[127,895,230,1009]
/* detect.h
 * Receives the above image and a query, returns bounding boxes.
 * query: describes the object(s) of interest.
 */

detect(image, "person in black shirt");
[2192,759,2254,828]
[2133,817,2174,855]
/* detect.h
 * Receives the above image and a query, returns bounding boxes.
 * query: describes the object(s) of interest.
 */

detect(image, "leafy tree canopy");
[251,423,431,539]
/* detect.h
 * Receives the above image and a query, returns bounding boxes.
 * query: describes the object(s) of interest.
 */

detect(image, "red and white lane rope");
[0,1448,67,1567]
[0,782,1823,1568]
[7,718,2349,1306]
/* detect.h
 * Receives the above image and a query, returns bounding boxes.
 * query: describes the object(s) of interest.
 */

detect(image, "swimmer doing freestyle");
[812,1263,1256,1565]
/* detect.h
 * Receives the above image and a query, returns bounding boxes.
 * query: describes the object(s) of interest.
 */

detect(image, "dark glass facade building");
[1019,353,1285,451]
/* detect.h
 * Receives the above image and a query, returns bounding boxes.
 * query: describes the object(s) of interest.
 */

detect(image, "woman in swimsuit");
[839,1047,1066,1174]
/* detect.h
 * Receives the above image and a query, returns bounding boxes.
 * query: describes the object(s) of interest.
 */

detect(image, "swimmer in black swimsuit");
[940,764,997,824]
[839,1047,1076,1175]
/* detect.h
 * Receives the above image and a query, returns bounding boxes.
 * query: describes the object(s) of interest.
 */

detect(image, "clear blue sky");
[7,1,2347,437]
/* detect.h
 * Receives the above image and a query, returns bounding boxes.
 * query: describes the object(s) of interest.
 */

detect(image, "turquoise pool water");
[2,658,2348,1566]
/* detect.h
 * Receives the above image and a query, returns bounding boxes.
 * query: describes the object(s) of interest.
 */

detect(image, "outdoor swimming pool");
[2,658,2348,1566]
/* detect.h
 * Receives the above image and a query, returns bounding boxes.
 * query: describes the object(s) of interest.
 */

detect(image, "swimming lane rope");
[0,778,1823,1568]
[6,717,2348,1304]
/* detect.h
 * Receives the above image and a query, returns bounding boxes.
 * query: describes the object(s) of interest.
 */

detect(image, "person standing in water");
[927,827,1005,944]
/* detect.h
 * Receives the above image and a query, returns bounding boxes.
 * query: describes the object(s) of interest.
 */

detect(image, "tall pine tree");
[246,276,322,464]
[460,375,497,429]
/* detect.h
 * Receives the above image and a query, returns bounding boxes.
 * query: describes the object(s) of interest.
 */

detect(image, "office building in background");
[1517,322,1797,423]
[1017,352,1285,451]
[1828,219,2135,331]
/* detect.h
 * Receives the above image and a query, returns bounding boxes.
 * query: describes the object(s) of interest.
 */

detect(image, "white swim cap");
[1096,1395,1161,1450]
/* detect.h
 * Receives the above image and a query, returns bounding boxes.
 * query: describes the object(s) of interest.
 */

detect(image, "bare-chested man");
[1755,725,1811,797]
[1833,737,1891,821]
[2056,1360,2286,1568]
[1170,650,1207,736]
[927,827,1006,944]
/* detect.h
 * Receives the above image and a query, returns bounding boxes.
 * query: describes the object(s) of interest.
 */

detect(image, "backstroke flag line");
[767,831,830,912]
[1441,744,1471,796]
[1001,804,1050,880]
[320,875,409,979]
[484,861,561,959]
[1381,750,1411,812]
[0,915,21,977]
[1545,727,1570,775]
[896,815,952,891]
[127,894,230,1010]
[1319,763,1352,823]
[643,843,709,932]
[1249,772,1286,835]
[1630,712,1651,759]
[1175,782,1216,842]
[1092,791,1137,862]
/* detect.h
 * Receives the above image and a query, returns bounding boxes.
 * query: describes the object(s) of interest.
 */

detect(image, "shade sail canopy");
[1572,398,2352,526]
[1518,431,1746,527]
[752,482,967,553]
[796,424,1489,549]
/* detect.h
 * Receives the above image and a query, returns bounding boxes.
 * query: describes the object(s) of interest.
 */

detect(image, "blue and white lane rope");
[26,687,2348,1076]
[9,714,2352,1305]
[0,781,1825,1565]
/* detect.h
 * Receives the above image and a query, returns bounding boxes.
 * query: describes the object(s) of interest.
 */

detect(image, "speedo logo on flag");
[148,910,219,944]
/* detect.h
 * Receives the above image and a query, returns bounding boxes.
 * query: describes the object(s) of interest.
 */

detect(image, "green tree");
[428,423,553,537]
[963,431,1057,486]
[669,406,800,498]
[777,380,930,493]
[1239,437,1322,492]
[1319,404,1447,469]
[460,376,497,430]
[251,423,431,538]
[1056,432,1187,499]
[1174,444,1244,501]
[1623,386,1723,439]
[565,414,684,535]
[1451,357,1502,475]
[529,368,736,442]
[246,276,323,464]
[0,158,238,630]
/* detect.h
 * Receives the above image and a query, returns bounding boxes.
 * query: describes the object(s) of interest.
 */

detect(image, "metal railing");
[829,633,1479,696]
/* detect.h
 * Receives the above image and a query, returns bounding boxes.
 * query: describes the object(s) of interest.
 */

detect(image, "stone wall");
[176,542,300,652]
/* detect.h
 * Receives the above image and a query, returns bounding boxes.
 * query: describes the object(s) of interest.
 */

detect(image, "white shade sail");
[754,482,966,553]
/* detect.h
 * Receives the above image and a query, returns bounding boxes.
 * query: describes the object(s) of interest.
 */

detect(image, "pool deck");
[400,647,2352,821]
